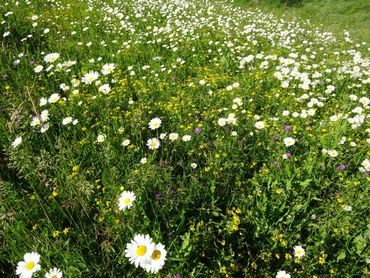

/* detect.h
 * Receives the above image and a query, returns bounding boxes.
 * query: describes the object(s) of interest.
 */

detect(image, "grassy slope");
[234,0,370,43]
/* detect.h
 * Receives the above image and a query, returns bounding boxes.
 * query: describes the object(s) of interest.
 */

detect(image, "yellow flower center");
[25,262,35,270]
[51,275,57,278]
[124,198,131,205]
[136,245,147,256]
[152,250,161,260]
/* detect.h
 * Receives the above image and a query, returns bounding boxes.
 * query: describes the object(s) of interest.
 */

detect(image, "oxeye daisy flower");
[62,117,73,126]
[40,110,49,122]
[148,118,162,130]
[125,234,155,267]
[140,157,147,164]
[182,135,191,142]
[45,267,63,278]
[293,245,305,258]
[48,93,60,104]
[44,53,60,63]
[147,138,160,150]
[101,63,115,75]
[169,133,178,141]
[31,116,41,127]
[283,137,295,147]
[34,65,43,73]
[82,71,99,84]
[142,243,167,273]
[255,121,265,129]
[98,84,111,94]
[12,137,22,148]
[218,118,226,127]
[118,191,136,211]
[16,252,41,277]
[361,159,370,171]
[97,134,106,143]
[121,139,130,147]
[39,98,47,106]
[327,149,338,157]
[276,270,290,278]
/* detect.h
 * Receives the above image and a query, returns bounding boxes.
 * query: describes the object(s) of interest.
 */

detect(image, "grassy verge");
[234,0,370,43]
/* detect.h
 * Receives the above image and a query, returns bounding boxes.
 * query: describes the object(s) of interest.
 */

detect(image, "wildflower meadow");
[0,0,369,277]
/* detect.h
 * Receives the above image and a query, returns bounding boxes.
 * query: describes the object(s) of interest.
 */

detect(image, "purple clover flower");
[336,164,346,170]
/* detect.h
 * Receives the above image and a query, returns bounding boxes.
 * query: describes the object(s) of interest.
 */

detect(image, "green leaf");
[337,250,346,261]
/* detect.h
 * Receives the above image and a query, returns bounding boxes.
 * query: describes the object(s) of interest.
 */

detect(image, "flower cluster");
[16,252,62,278]
[125,234,167,274]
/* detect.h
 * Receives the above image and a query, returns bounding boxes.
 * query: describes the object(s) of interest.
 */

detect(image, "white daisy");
[148,118,162,130]
[327,149,338,157]
[62,117,73,126]
[34,65,43,73]
[101,63,115,75]
[97,134,106,143]
[45,267,63,278]
[293,245,305,258]
[118,191,136,211]
[255,121,265,129]
[217,118,226,127]
[98,84,111,94]
[82,71,99,84]
[121,139,130,147]
[16,252,41,278]
[169,133,178,141]
[39,98,48,106]
[125,234,155,267]
[31,116,41,127]
[283,137,295,147]
[142,243,167,274]
[182,135,191,142]
[40,110,49,122]
[44,53,60,63]
[276,270,290,278]
[48,93,60,104]
[40,123,50,133]
[140,157,147,164]
[12,137,22,148]
[147,138,160,150]
[226,113,237,125]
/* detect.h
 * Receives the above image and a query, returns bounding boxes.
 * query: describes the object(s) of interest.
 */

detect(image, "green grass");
[235,0,370,43]
[0,0,369,277]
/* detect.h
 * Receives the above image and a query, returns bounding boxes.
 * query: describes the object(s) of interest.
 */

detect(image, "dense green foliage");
[1,0,369,277]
